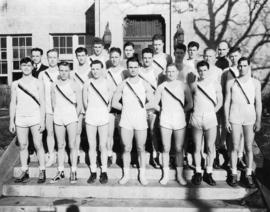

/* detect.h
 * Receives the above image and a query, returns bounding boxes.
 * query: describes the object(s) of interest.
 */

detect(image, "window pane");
[67,48,72,54]
[20,49,25,58]
[13,61,20,70]
[53,37,59,47]
[78,36,84,45]
[2,63,7,74]
[60,48,65,54]
[1,38,6,48]
[26,37,32,46]
[0,77,8,85]
[13,49,19,59]
[67,36,72,47]
[19,37,25,46]
[26,48,31,57]
[1,51,7,59]
[60,37,65,47]
[12,37,18,46]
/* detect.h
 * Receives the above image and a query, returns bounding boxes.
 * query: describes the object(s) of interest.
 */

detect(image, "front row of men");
[9,47,261,188]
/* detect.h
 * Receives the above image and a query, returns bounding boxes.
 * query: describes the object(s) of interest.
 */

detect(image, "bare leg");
[204,127,217,173]
[192,127,204,173]
[86,124,98,173]
[45,114,55,166]
[16,127,30,172]
[75,114,83,154]
[98,124,109,173]
[67,122,78,172]
[54,124,66,172]
[242,125,255,176]
[230,124,242,175]
[107,114,115,158]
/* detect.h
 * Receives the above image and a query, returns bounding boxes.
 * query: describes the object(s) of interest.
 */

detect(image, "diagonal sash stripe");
[18,84,40,106]
[164,87,184,109]
[126,81,144,108]
[197,85,217,107]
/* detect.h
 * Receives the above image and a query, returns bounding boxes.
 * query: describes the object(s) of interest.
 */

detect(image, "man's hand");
[39,122,45,132]
[225,121,232,133]
[187,72,197,84]
[254,121,261,132]
[9,122,16,134]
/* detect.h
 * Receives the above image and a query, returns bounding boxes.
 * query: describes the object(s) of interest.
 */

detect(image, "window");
[0,37,7,75]
[53,35,73,54]
[12,36,32,71]
[78,35,94,55]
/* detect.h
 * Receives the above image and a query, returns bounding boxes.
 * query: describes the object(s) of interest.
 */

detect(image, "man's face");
[59,65,70,81]
[47,51,58,67]
[76,51,87,65]
[217,42,229,57]
[197,65,209,80]
[153,40,164,54]
[166,66,178,81]
[21,62,33,76]
[110,52,121,67]
[229,51,241,66]
[91,63,103,79]
[188,46,198,59]
[124,46,135,59]
[93,44,103,56]
[142,52,153,68]
[174,48,186,62]
[203,50,216,65]
[238,60,250,77]
[31,51,42,65]
[127,61,139,77]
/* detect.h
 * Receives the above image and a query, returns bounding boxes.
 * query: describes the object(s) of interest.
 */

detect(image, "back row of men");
[9,34,262,189]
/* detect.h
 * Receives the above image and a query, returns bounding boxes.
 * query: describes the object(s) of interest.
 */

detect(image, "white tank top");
[107,67,124,91]
[139,68,157,91]
[16,79,40,117]
[72,69,90,89]
[160,81,185,116]
[153,53,168,74]
[41,67,59,114]
[122,78,146,114]
[231,77,255,106]
[54,81,77,116]
[193,81,217,115]
[86,78,109,111]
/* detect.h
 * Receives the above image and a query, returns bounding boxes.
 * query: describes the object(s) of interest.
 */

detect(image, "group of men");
[9,34,262,188]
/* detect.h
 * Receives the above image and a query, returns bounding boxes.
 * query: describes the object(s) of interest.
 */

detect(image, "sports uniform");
[153,53,172,74]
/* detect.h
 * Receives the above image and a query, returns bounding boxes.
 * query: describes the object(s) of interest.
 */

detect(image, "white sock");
[231,168,237,175]
[101,165,107,173]
[71,166,77,172]
[21,166,28,172]
[176,167,187,185]
[195,166,202,173]
[107,150,113,157]
[90,164,97,173]
[58,166,64,172]
[119,168,130,185]
[206,166,213,174]
[160,167,169,185]
[39,166,45,171]
[246,168,252,176]
[139,168,148,185]
[238,152,243,158]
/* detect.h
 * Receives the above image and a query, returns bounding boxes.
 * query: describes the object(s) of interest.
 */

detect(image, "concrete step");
[0,196,266,212]
[13,162,239,181]
[2,178,255,200]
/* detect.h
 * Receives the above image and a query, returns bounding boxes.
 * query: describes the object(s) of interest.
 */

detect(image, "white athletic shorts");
[229,105,256,126]
[15,115,40,128]
[160,112,186,130]
[119,111,148,131]
[85,108,109,126]
[190,112,217,130]
[54,111,78,126]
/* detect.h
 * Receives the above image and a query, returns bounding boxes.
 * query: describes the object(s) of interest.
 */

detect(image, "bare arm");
[254,79,262,132]
[51,83,56,112]
[153,85,163,111]
[112,82,124,111]
[37,80,45,132]
[73,81,82,116]
[224,80,233,132]
[82,83,89,112]
[144,81,154,110]
[9,82,17,134]
[184,83,193,112]
[215,83,223,112]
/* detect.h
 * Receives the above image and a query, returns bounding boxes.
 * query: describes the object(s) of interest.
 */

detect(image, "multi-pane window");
[78,35,94,55]
[0,37,7,75]
[53,35,73,54]
[12,36,32,70]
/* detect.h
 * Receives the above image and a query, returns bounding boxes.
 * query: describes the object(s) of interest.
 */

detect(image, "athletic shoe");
[70,172,77,184]
[243,175,256,188]
[191,172,202,185]
[50,171,65,184]
[237,157,246,170]
[87,172,97,184]
[14,170,30,183]
[99,172,108,184]
[37,170,46,184]
[227,174,238,187]
[203,173,216,186]
[150,155,160,169]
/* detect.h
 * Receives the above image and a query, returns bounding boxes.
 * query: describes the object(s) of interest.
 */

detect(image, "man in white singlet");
[106,47,126,166]
[154,64,193,185]
[83,60,114,184]
[121,42,136,69]
[38,49,60,167]
[50,62,82,184]
[89,37,108,69]
[224,57,262,188]
[190,61,223,186]
[184,41,200,71]
[112,57,154,185]
[10,57,46,184]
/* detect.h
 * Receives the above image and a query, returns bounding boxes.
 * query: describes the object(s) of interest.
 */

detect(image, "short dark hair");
[142,48,154,56]
[20,57,33,65]
[31,48,43,55]
[58,61,70,69]
[238,57,250,65]
[90,60,104,68]
[188,41,199,50]
[127,56,140,67]
[228,47,241,55]
[174,43,187,52]
[109,47,122,55]
[152,34,164,42]
[196,60,209,70]
[93,37,104,46]
[124,41,134,49]
[75,47,88,55]
[47,48,59,56]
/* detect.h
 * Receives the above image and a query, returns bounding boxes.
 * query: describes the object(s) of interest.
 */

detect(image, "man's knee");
[123,143,132,153]
[19,142,28,151]
[137,143,145,153]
